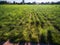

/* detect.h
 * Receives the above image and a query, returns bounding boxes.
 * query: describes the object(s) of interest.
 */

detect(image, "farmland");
[0,5,60,45]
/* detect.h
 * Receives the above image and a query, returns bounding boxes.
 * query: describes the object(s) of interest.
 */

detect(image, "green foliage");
[0,5,60,44]
[52,30,60,44]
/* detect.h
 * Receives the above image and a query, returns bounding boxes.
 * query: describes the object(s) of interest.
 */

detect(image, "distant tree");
[0,1,8,4]
[45,2,50,4]
[56,1,60,4]
[51,1,60,4]
[22,0,25,4]
[32,1,36,4]
[26,2,31,4]
[41,2,44,4]
[13,1,16,4]
[51,2,54,4]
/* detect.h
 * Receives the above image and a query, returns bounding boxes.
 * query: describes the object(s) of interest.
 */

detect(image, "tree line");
[0,1,60,4]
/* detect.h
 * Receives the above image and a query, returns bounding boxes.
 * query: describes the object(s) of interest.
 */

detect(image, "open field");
[0,5,60,45]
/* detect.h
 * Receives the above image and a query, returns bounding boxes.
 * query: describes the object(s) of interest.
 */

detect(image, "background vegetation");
[0,0,60,5]
[0,5,60,45]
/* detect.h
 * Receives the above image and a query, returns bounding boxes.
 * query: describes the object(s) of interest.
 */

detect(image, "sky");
[0,0,60,3]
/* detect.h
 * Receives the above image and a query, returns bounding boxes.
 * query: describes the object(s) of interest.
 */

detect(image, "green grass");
[0,5,60,44]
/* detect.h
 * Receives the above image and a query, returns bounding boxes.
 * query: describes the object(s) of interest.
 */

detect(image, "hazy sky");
[1,0,60,3]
